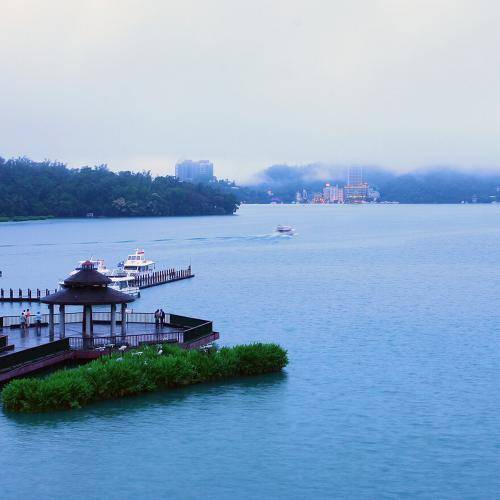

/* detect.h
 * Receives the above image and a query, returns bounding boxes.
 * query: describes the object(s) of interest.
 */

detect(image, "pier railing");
[170,314,213,343]
[67,331,184,350]
[0,311,157,328]
[133,267,193,289]
[0,288,58,302]
[0,311,207,331]
[184,322,213,342]
[0,338,70,371]
[1,312,83,327]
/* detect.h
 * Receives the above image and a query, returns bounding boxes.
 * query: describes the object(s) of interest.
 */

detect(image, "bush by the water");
[1,343,288,412]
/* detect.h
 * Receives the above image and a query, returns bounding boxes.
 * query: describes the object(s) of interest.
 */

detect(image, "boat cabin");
[123,249,155,274]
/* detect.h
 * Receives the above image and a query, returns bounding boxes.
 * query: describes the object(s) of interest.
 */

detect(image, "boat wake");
[0,233,295,250]
[185,233,297,243]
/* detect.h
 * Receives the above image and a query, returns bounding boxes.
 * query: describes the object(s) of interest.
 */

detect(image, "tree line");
[0,157,239,217]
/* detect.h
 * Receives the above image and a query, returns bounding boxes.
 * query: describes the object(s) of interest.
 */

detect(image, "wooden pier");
[133,266,194,289]
[0,288,58,302]
[0,266,194,303]
[0,311,217,383]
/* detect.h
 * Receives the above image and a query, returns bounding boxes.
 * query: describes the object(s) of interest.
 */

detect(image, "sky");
[1,0,500,181]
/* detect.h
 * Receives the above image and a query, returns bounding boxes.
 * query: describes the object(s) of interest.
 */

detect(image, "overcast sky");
[1,0,500,181]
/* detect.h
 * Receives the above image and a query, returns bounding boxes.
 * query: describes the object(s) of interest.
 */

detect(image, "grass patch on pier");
[1,343,288,412]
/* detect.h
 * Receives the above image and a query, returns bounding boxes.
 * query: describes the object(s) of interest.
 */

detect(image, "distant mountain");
[379,169,500,203]
[244,164,500,203]
[0,157,239,217]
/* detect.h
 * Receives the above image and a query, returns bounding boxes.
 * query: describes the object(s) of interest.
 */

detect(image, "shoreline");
[0,213,238,223]
[0,215,55,223]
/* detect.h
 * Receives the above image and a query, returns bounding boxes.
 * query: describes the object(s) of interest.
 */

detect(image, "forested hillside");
[0,157,239,217]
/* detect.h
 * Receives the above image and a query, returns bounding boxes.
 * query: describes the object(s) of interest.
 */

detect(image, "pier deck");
[0,311,218,382]
[0,321,184,355]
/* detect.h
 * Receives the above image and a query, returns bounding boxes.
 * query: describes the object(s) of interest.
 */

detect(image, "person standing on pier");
[35,310,42,335]
[26,309,31,328]
[154,309,160,330]
[160,309,165,328]
[20,310,26,330]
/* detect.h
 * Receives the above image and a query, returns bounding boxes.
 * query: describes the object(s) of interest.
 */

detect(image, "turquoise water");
[0,205,499,499]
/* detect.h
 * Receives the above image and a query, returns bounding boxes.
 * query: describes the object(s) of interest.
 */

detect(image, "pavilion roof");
[63,268,112,287]
[40,286,134,305]
[41,260,136,305]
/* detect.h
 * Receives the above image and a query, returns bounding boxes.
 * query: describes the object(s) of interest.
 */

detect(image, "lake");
[0,204,499,499]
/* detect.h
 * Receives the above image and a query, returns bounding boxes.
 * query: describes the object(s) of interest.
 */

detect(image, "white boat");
[122,249,155,275]
[107,270,141,298]
[62,256,142,297]
[276,225,295,234]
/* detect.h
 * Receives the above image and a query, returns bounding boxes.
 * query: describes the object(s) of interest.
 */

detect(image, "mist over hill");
[243,164,500,203]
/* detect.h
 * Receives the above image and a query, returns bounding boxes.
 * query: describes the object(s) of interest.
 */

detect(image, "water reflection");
[3,372,288,428]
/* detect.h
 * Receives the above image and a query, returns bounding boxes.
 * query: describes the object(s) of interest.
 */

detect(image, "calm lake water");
[0,204,499,499]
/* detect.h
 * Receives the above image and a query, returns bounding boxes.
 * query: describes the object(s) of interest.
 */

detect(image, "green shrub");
[1,343,288,412]
[232,343,288,375]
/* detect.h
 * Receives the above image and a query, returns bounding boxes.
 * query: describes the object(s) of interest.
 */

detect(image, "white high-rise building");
[322,184,344,203]
[347,167,363,185]
[175,160,214,183]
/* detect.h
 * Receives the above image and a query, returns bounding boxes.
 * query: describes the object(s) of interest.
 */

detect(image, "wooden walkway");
[0,266,194,303]
[134,267,194,289]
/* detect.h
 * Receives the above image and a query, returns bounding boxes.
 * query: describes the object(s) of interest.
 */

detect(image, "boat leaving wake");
[185,233,297,243]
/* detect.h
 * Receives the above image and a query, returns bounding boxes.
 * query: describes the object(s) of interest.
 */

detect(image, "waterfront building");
[344,167,376,203]
[347,166,363,185]
[322,183,344,203]
[175,160,214,183]
[312,193,325,204]
[344,182,370,203]
[322,184,332,202]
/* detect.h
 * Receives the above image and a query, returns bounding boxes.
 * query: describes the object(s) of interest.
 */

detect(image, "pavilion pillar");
[110,303,116,337]
[82,305,86,335]
[59,304,65,338]
[121,303,127,335]
[48,304,55,339]
[85,305,92,337]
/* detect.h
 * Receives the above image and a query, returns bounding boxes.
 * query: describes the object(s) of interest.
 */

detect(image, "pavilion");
[41,261,135,338]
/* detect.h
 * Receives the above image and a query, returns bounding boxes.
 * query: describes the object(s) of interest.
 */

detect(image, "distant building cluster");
[295,167,380,204]
[175,160,215,183]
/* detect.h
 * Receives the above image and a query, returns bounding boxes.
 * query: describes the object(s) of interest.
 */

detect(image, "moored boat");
[62,252,150,297]
[107,270,141,298]
[122,249,155,275]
